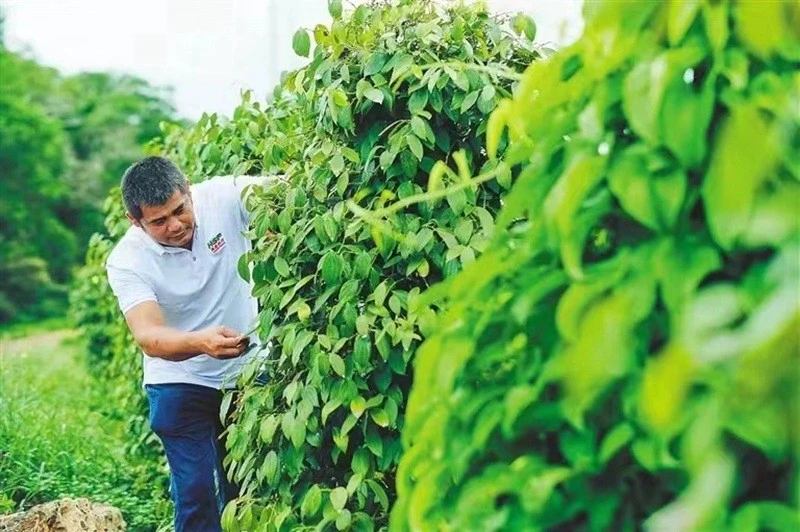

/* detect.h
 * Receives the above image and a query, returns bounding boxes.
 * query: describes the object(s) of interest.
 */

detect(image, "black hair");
[121,156,188,219]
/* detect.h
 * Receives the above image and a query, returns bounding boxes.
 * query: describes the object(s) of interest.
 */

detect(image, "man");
[105,156,268,532]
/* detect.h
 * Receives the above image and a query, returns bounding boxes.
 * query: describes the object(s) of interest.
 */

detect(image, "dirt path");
[0,329,77,357]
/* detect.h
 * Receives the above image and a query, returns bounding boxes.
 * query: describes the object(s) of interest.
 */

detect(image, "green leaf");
[367,480,390,511]
[220,392,233,424]
[417,259,430,277]
[703,104,778,249]
[365,394,383,409]
[364,53,389,76]
[259,415,279,444]
[598,423,634,464]
[263,450,279,486]
[731,502,800,532]
[654,239,721,316]
[354,335,371,365]
[454,218,474,244]
[370,408,390,427]
[352,449,370,475]
[321,400,341,424]
[330,487,348,512]
[365,426,383,457]
[449,68,470,91]
[407,134,424,161]
[486,99,510,159]
[660,77,715,168]
[319,252,343,285]
[237,253,251,282]
[410,116,427,139]
[356,79,372,100]
[446,188,468,216]
[408,90,428,115]
[330,153,345,175]
[328,0,342,19]
[390,54,414,84]
[364,88,384,104]
[542,154,606,277]
[274,256,290,278]
[631,438,678,471]
[667,0,701,45]
[335,509,352,530]
[313,24,331,46]
[346,473,363,495]
[301,485,323,518]
[341,413,357,436]
[622,56,668,144]
[372,281,389,306]
[221,500,238,531]
[350,396,367,417]
[480,84,496,103]
[608,144,686,231]
[356,314,370,335]
[353,252,372,278]
[341,147,360,164]
[460,90,480,113]
[329,353,346,376]
[292,29,311,57]
[296,302,311,321]
[512,13,537,41]
[702,0,729,51]
[400,150,418,178]
[384,397,398,426]
[336,173,350,196]
[332,88,348,107]
[324,216,338,240]
[353,4,368,23]
[734,0,789,59]
[290,416,307,448]
[559,429,596,469]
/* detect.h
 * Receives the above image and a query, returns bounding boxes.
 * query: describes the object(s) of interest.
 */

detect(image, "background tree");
[0,34,180,323]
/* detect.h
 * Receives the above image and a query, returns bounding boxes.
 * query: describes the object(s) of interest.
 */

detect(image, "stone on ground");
[0,498,125,532]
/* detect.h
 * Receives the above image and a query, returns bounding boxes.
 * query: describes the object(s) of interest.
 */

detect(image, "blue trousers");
[146,383,239,532]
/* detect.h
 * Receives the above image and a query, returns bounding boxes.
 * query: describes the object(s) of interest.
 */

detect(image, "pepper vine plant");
[154,1,541,530]
[390,1,800,530]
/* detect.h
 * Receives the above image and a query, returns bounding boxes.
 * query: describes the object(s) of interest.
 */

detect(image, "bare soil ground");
[0,330,77,357]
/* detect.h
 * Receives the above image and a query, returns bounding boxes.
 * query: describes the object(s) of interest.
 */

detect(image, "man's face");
[127,188,196,248]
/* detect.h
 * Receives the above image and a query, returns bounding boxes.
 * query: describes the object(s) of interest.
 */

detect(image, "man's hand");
[124,301,251,361]
[197,326,249,359]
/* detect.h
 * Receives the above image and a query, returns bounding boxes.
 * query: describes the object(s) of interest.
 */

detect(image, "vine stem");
[346,162,508,219]
[391,60,522,91]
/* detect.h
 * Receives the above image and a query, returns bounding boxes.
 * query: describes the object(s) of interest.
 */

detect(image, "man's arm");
[124,301,248,361]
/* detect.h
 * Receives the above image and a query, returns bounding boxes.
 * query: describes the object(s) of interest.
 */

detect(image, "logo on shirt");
[207,232,226,254]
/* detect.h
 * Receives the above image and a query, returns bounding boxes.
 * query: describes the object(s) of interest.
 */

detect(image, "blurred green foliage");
[0,27,180,324]
[394,1,799,530]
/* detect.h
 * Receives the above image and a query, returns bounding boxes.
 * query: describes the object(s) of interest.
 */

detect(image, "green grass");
[0,317,70,339]
[0,333,173,531]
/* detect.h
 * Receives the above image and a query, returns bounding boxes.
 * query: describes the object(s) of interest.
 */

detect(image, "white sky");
[2,0,582,121]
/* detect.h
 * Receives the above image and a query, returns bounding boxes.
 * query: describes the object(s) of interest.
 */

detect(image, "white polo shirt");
[106,175,266,389]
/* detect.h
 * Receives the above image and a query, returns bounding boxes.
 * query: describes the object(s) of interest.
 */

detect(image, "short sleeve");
[106,263,157,314]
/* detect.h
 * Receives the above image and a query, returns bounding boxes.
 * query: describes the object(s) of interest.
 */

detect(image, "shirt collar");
[133,224,199,256]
